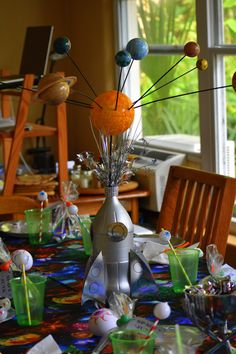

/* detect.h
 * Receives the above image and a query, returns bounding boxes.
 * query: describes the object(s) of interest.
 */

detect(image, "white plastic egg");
[88,308,118,336]
[11,249,33,271]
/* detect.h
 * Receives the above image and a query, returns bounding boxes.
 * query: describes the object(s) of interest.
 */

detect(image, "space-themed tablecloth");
[0,235,235,354]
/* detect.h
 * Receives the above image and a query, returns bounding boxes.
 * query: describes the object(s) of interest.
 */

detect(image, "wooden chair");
[0,69,11,118]
[156,165,236,256]
[0,195,39,220]
[0,73,68,197]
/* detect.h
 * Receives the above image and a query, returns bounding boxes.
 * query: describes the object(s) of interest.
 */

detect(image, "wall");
[64,0,116,160]
[0,0,116,162]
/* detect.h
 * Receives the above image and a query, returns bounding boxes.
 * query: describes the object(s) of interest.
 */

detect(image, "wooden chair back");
[0,195,39,220]
[156,165,236,256]
[0,73,69,197]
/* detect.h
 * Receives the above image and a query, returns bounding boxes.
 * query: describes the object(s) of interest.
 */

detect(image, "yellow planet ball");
[38,73,64,89]
[90,90,135,136]
[34,73,77,105]
[196,58,208,71]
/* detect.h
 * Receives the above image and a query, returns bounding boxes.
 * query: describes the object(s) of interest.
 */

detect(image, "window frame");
[114,0,236,175]
[115,0,236,233]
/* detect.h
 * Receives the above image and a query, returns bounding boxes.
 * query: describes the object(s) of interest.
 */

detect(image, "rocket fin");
[130,249,158,298]
[81,252,106,304]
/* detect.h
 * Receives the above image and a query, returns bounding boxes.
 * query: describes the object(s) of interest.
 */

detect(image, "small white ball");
[0,298,11,310]
[88,308,118,336]
[0,307,8,321]
[68,204,78,215]
[37,190,48,202]
[153,302,171,319]
[159,229,171,242]
[11,249,33,271]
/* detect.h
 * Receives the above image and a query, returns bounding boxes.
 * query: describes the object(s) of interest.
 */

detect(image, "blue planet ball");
[54,37,71,54]
[115,50,132,67]
[126,38,149,60]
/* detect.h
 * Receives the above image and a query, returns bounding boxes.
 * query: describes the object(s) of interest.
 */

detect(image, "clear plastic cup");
[10,274,47,326]
[167,249,199,293]
[110,329,155,354]
[25,208,52,245]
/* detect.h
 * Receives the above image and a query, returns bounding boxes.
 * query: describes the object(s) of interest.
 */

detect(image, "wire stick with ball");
[159,229,193,287]
[140,302,171,353]
[11,249,34,326]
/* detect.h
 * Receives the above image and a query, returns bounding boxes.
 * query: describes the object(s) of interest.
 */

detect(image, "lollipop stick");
[139,317,159,353]
[145,318,159,338]
[175,324,184,354]
[167,240,193,287]
[22,264,31,325]
[37,191,48,243]
[39,201,44,243]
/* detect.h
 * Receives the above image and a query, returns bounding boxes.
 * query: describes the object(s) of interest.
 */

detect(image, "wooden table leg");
[130,197,139,224]
[56,102,68,196]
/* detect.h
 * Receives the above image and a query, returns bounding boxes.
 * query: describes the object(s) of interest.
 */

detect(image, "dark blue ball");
[126,38,149,60]
[115,50,132,67]
[54,37,71,54]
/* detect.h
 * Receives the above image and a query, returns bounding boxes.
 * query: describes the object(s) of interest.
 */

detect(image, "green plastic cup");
[110,329,155,354]
[167,249,199,293]
[10,274,47,326]
[79,216,93,255]
[25,208,52,245]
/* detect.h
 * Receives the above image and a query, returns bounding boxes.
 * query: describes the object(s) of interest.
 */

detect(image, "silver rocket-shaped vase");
[81,186,158,304]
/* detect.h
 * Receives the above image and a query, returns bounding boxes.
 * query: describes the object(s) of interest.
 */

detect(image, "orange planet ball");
[90,90,135,136]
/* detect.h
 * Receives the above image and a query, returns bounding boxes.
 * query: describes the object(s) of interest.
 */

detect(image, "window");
[115,0,236,177]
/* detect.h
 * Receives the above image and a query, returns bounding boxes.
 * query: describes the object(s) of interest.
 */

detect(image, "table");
[0,235,235,354]
[74,189,150,224]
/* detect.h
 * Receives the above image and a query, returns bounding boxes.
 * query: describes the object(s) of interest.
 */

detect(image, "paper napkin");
[27,335,62,354]
[141,241,202,264]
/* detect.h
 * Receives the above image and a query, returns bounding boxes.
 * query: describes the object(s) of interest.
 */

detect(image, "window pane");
[225,57,236,142]
[225,55,236,170]
[139,54,199,136]
[136,0,198,137]
[223,0,236,44]
[137,0,196,45]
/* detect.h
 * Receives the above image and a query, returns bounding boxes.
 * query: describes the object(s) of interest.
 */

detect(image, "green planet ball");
[115,50,132,67]
[54,36,71,54]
